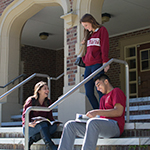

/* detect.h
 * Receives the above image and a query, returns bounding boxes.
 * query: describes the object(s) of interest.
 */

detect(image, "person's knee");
[38,121,49,129]
[86,118,99,129]
[87,118,109,130]
[63,120,78,134]
[87,118,95,125]
[64,120,75,129]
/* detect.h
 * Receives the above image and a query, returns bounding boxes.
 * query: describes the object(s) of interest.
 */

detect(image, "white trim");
[0,138,24,145]
[0,137,150,146]
[125,114,150,120]
[0,122,150,132]
[109,26,150,38]
[130,97,150,103]
[125,105,150,111]
[55,47,64,50]
[0,0,24,36]
[0,127,22,133]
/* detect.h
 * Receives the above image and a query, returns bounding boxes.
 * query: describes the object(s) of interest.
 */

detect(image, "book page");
[50,120,63,125]
[31,116,63,125]
[31,116,51,124]
[75,114,90,123]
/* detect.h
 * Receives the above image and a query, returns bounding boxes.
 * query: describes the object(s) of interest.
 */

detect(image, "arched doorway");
[0,0,68,122]
[20,6,65,105]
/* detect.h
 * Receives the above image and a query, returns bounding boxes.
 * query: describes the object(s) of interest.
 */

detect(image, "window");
[140,49,150,71]
[124,46,137,98]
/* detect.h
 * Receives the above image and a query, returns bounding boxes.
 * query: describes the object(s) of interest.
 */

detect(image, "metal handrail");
[0,72,64,102]
[0,74,26,88]
[50,73,64,80]
[24,58,129,150]
[0,73,51,101]
[49,73,64,99]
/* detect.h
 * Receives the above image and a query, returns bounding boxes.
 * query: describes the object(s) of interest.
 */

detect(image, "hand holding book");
[75,113,100,123]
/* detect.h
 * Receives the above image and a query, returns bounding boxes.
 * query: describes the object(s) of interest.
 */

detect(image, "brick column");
[69,0,73,11]
[66,26,77,86]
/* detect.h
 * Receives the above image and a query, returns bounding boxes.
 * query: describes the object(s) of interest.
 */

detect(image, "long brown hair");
[33,81,47,99]
[23,81,49,107]
[79,13,102,57]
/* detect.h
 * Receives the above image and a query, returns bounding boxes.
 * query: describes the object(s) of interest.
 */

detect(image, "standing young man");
[58,74,126,150]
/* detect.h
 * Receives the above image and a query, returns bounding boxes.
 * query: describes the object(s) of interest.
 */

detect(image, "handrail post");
[25,107,30,150]
[125,63,130,123]
[47,77,51,99]
[25,106,50,150]
[49,73,64,99]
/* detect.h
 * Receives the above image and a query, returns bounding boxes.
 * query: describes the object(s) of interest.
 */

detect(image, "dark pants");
[23,121,57,150]
[84,63,104,109]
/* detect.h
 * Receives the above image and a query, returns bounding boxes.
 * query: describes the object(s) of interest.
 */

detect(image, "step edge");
[0,137,149,146]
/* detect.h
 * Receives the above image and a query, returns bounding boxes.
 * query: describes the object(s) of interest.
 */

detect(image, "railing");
[0,72,64,101]
[0,72,64,126]
[24,58,129,150]
[0,73,51,101]
[0,74,26,88]
[49,73,64,99]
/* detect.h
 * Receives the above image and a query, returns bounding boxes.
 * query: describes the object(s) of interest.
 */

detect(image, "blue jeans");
[84,64,104,109]
[23,121,57,139]
[23,121,57,150]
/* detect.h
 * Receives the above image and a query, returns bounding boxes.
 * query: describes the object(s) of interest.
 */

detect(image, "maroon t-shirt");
[100,88,126,135]
[22,97,54,126]
[82,26,109,66]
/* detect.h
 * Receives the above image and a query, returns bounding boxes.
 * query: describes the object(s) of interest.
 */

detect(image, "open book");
[31,116,62,125]
[75,114,89,123]
[75,113,100,123]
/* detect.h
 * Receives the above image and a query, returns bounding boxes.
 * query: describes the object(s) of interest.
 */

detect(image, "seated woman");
[22,81,59,150]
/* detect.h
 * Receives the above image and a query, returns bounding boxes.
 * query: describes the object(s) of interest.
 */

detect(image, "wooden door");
[137,43,150,97]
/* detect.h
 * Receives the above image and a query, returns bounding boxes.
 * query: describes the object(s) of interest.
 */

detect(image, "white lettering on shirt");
[87,38,100,47]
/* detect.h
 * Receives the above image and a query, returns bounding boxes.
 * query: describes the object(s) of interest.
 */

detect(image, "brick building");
[0,0,150,124]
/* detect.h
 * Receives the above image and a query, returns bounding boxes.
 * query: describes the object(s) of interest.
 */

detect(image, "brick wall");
[66,26,77,86]
[21,45,64,103]
[0,0,14,16]
[69,0,73,11]
[66,26,150,88]
[1,0,150,97]
[107,28,150,88]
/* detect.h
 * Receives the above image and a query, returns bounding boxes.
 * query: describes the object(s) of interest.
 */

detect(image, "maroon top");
[100,88,126,135]
[22,97,54,126]
[82,26,109,66]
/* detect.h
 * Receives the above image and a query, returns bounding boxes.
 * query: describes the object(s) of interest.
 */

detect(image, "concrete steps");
[0,137,150,150]
[1,121,22,127]
[0,123,150,149]
[2,97,150,127]
[1,97,150,149]
[125,96,150,122]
